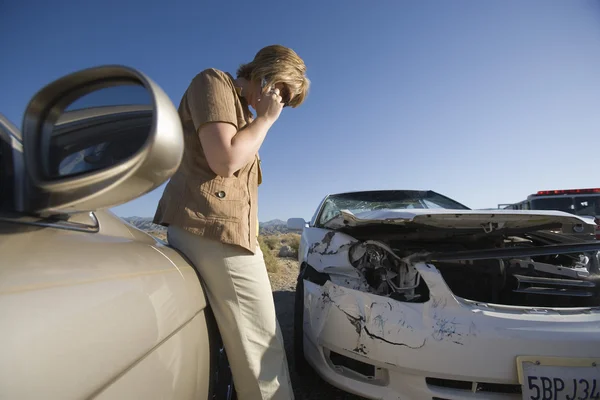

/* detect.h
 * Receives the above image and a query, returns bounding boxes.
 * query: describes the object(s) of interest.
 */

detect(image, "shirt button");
[216,191,226,198]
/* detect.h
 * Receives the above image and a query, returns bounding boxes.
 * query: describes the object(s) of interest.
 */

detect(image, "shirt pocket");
[196,178,248,221]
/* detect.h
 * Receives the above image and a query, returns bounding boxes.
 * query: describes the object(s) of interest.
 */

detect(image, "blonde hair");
[237,45,310,108]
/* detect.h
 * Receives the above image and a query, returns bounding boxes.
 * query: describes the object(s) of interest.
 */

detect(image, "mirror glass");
[47,82,153,179]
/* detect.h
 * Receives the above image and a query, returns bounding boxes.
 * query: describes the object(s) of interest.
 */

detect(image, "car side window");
[58,142,111,176]
[318,200,340,225]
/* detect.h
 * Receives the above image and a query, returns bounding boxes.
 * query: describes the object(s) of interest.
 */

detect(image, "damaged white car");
[287,190,600,400]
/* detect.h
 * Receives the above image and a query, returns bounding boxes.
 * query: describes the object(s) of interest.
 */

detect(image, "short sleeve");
[186,68,238,132]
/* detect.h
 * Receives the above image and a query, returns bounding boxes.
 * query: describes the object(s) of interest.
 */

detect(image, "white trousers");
[167,226,294,400]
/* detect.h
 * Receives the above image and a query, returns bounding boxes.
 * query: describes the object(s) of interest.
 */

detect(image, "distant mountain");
[259,219,289,235]
[123,216,290,236]
[260,219,286,227]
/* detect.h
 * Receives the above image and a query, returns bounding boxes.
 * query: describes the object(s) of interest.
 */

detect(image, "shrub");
[259,236,279,273]
[286,234,300,254]
[263,235,280,250]
[279,233,300,255]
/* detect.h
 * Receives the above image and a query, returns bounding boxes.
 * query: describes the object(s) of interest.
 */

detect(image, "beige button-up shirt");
[153,68,262,253]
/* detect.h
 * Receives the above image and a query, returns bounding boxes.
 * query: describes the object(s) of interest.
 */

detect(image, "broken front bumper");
[301,263,600,400]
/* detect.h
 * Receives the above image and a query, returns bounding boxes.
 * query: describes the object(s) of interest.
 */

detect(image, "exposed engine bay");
[346,231,600,308]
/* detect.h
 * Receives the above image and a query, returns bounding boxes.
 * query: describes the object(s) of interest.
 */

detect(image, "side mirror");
[287,217,307,231]
[0,114,24,212]
[20,65,183,214]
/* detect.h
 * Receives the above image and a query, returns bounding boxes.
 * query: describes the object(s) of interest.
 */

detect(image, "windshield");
[531,195,600,217]
[318,190,469,225]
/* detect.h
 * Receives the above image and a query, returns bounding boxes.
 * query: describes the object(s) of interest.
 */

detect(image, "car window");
[530,196,600,217]
[58,142,110,175]
[318,190,469,225]
[530,197,574,214]
[574,196,600,217]
[49,107,152,178]
[319,199,339,224]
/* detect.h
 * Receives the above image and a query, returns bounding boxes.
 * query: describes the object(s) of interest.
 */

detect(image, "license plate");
[517,356,600,400]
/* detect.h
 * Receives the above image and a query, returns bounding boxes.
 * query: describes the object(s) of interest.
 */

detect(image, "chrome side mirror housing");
[19,65,183,214]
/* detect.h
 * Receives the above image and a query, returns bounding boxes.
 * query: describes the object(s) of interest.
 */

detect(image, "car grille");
[426,377,521,394]
[513,274,597,297]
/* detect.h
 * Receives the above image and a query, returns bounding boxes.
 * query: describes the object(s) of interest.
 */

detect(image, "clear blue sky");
[2,1,599,222]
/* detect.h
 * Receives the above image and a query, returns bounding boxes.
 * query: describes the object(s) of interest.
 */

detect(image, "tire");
[214,345,237,400]
[293,265,313,376]
[206,306,237,400]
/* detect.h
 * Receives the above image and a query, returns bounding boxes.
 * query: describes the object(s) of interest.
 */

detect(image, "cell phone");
[261,77,272,93]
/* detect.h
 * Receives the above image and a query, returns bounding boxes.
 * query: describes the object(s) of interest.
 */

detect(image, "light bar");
[535,188,600,196]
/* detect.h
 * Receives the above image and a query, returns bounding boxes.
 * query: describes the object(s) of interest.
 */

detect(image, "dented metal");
[304,230,423,298]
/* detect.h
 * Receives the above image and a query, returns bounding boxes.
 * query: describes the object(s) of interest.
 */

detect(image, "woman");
[153,45,310,399]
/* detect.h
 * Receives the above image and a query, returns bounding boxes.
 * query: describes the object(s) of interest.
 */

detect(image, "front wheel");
[214,345,236,400]
[206,306,237,400]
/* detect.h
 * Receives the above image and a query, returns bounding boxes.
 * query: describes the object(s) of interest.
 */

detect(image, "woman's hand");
[199,86,282,177]
[255,87,284,123]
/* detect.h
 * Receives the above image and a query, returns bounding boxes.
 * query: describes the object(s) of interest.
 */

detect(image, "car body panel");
[0,209,209,399]
[94,312,211,400]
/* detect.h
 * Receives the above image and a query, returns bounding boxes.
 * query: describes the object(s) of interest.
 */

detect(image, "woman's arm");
[187,68,283,177]
[199,88,283,177]
[199,116,273,177]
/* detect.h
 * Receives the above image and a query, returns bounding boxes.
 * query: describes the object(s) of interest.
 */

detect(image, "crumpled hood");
[323,209,596,234]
